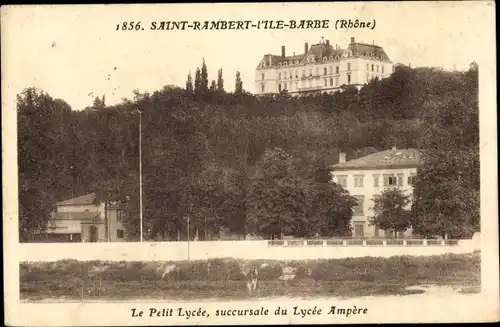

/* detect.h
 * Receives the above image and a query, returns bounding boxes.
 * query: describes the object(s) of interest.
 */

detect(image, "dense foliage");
[17,62,480,241]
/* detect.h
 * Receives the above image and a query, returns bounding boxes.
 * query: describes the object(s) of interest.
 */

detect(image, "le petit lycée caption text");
[131,305,368,319]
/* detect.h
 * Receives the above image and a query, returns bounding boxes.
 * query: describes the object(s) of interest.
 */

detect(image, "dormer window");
[323,56,327,61]
[278,62,282,67]
[284,62,288,66]
[335,55,340,60]
[329,56,333,60]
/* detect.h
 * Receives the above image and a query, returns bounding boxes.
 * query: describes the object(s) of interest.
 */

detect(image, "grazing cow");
[161,264,178,279]
[246,266,259,294]
[238,263,259,295]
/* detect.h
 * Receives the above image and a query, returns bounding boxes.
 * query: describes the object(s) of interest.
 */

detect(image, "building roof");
[347,42,391,62]
[56,193,96,206]
[330,149,422,171]
[257,39,391,70]
[51,211,101,221]
[306,43,343,61]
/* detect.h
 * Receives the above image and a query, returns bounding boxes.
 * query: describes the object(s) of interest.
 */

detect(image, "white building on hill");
[329,148,422,238]
[255,36,394,95]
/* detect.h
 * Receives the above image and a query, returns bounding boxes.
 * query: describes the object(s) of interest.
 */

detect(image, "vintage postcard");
[2,2,499,325]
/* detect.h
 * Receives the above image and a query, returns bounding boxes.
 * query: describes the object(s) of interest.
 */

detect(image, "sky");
[1,2,495,110]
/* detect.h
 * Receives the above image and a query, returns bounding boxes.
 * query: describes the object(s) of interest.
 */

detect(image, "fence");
[267,239,460,247]
[18,238,478,262]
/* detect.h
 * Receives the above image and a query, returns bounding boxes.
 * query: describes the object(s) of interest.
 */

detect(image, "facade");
[47,193,128,242]
[255,37,394,95]
[329,148,422,238]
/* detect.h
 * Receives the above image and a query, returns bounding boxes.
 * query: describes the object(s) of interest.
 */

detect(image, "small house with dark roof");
[329,148,422,238]
[255,36,394,95]
[45,192,128,242]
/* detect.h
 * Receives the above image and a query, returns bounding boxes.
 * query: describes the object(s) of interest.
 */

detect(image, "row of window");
[366,63,384,73]
[276,74,351,92]
[265,63,388,82]
[336,173,416,188]
[352,193,411,217]
[274,65,345,81]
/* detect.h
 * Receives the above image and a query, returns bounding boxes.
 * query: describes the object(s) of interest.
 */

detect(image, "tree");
[217,68,224,92]
[186,72,194,93]
[411,149,479,239]
[194,68,202,95]
[369,188,412,238]
[235,71,243,94]
[201,59,209,93]
[245,148,355,239]
[17,88,73,240]
[210,80,217,91]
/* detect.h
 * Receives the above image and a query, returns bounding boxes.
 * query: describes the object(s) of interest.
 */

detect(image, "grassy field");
[20,252,480,301]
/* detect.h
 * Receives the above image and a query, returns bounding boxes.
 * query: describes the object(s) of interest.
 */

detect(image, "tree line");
[17,61,479,241]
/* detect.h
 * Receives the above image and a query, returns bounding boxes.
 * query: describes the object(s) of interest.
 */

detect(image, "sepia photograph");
[2,2,498,325]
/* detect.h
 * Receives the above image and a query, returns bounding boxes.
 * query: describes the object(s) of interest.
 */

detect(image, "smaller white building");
[329,148,422,238]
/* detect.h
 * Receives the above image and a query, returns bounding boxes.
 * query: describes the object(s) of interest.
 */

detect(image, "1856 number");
[116,22,143,31]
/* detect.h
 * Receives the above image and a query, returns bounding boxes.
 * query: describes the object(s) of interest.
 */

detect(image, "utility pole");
[187,216,190,261]
[138,109,143,242]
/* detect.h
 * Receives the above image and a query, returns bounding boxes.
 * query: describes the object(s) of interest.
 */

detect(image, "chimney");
[326,39,330,46]
[351,36,355,43]
[281,45,285,58]
[304,42,309,54]
[339,152,346,164]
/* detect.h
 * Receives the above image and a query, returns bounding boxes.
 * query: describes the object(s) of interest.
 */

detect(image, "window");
[324,67,327,75]
[347,73,351,84]
[354,175,364,187]
[353,195,365,216]
[374,226,380,237]
[278,84,282,92]
[324,78,328,86]
[261,73,265,80]
[316,67,319,75]
[336,175,347,187]
[330,78,333,86]
[366,63,369,70]
[371,64,374,72]
[366,74,369,83]
[336,66,339,74]
[295,70,298,78]
[382,65,385,74]
[117,229,124,239]
[329,66,333,74]
[408,174,416,185]
[354,223,365,237]
[373,174,380,187]
[376,65,379,72]
[397,173,404,186]
[335,76,340,86]
[261,83,265,93]
[284,83,287,90]
[284,71,287,79]
[278,72,282,80]
[347,63,351,71]
[383,174,397,186]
